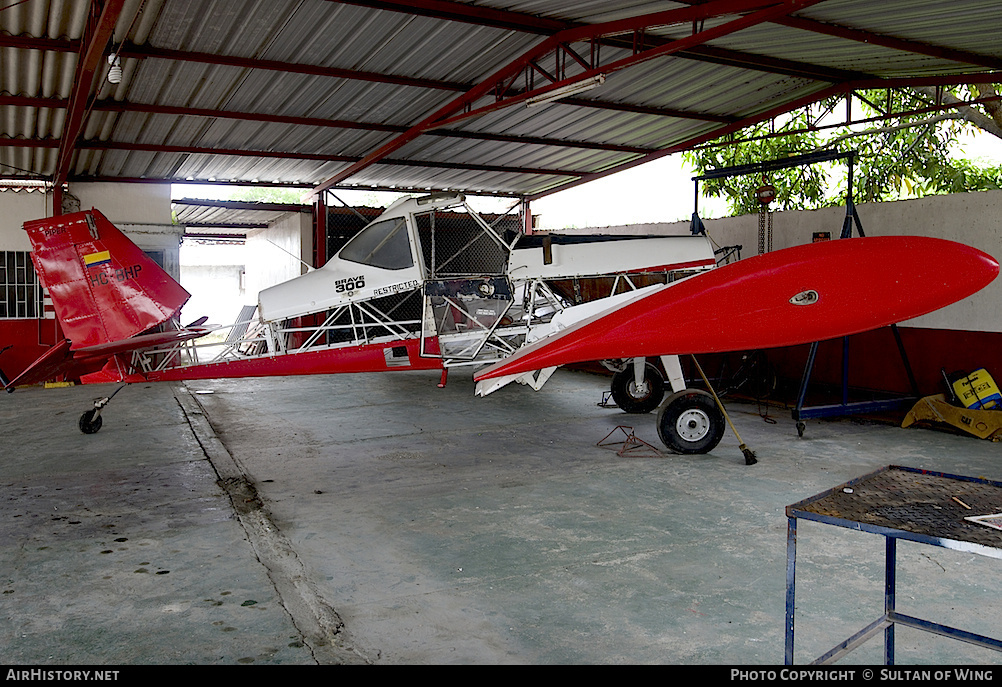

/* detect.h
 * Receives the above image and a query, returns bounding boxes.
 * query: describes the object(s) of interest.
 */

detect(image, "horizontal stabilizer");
[24,209,190,350]
[74,326,210,357]
[475,236,999,383]
[2,325,211,389]
[4,339,76,389]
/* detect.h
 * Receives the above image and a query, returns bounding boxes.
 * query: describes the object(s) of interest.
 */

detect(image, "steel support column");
[314,192,328,269]
[53,0,128,206]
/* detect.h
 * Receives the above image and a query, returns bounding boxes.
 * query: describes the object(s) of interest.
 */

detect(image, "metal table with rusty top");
[785,465,1002,664]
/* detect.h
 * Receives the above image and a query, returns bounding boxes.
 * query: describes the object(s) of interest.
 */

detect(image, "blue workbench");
[785,465,1002,664]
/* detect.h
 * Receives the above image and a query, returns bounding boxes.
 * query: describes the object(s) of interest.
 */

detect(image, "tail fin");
[24,209,190,350]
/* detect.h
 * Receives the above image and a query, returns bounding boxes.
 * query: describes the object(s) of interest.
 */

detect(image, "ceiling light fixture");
[107,54,122,84]
[526,74,606,108]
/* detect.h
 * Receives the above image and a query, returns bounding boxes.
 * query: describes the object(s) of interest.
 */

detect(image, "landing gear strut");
[79,385,126,434]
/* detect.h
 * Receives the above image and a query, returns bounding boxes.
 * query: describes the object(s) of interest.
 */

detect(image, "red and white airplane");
[4,193,998,456]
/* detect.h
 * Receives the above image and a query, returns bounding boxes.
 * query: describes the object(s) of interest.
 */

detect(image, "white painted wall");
[71,182,173,224]
[244,211,313,299]
[0,190,49,250]
[176,211,310,327]
[180,242,247,328]
[0,182,172,226]
[118,223,185,282]
[555,189,1002,333]
[0,183,183,279]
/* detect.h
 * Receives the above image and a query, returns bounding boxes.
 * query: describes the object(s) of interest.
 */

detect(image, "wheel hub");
[627,380,650,399]
[675,408,710,442]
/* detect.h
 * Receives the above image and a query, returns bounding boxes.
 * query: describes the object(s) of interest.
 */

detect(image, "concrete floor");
[2,369,1001,665]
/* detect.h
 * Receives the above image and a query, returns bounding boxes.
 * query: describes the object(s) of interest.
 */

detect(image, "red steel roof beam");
[671,0,1002,70]
[332,0,860,82]
[53,0,128,191]
[435,1,831,130]
[10,78,995,159]
[0,34,750,123]
[771,16,1002,71]
[0,94,660,154]
[327,0,568,34]
[313,0,823,196]
[66,176,527,197]
[66,140,592,177]
[117,43,468,92]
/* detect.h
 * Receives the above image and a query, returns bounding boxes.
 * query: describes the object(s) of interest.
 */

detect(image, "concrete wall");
[179,242,247,328]
[0,183,179,272]
[244,210,313,299]
[0,190,49,250]
[70,182,174,225]
[176,211,311,330]
[116,223,184,282]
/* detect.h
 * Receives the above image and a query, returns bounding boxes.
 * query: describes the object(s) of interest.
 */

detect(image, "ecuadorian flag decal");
[83,250,112,268]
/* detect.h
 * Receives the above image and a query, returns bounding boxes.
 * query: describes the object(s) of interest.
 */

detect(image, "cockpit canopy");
[339,217,413,270]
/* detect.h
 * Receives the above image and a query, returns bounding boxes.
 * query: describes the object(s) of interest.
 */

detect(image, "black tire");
[656,389,724,454]
[610,363,665,414]
[79,409,103,434]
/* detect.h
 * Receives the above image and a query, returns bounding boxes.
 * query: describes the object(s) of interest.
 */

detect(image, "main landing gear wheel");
[656,389,725,454]
[79,409,103,434]
[611,363,665,414]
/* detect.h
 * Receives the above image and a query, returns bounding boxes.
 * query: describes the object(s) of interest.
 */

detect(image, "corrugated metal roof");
[1,0,1000,199]
[172,197,308,231]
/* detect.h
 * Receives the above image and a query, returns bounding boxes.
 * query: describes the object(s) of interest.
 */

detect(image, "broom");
[691,355,758,465]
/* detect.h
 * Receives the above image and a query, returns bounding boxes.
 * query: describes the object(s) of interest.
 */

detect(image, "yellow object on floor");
[952,368,1002,410]
[902,394,1002,441]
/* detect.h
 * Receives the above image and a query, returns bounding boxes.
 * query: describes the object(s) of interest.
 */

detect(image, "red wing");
[475,236,998,384]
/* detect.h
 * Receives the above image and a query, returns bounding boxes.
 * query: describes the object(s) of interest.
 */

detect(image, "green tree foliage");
[684,86,1002,216]
[223,186,309,204]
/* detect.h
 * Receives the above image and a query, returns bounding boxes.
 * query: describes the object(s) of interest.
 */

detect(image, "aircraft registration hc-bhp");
[3,193,998,457]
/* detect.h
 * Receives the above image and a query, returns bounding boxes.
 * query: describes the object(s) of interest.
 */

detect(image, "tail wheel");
[656,389,724,454]
[79,409,103,434]
[610,363,665,414]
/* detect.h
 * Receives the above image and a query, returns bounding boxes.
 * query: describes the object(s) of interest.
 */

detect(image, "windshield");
[340,217,413,270]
